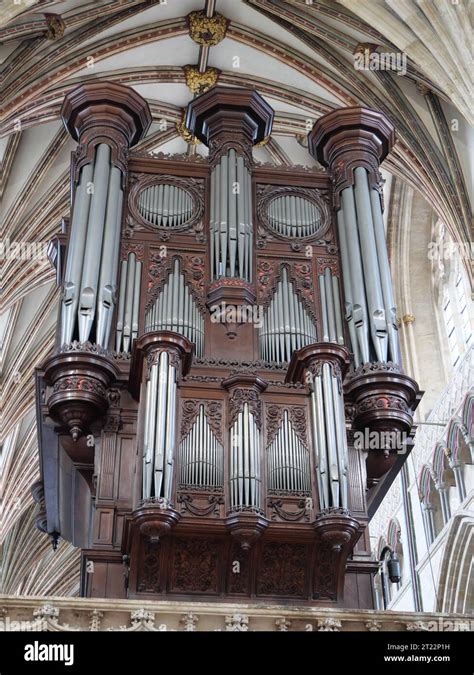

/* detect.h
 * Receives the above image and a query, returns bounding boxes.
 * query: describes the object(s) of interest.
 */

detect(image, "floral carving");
[171,538,220,593]
[228,388,262,429]
[258,543,307,597]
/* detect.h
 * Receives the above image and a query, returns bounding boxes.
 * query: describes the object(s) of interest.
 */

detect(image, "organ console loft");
[34,81,422,606]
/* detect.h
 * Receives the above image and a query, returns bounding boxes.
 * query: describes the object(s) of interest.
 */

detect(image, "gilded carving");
[187,10,229,46]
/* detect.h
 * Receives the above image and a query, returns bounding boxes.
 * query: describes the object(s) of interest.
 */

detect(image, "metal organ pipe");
[78,144,111,343]
[336,210,360,367]
[340,187,370,363]
[60,162,93,345]
[115,252,142,353]
[96,166,123,347]
[309,365,348,510]
[260,268,317,363]
[336,168,399,365]
[267,411,310,493]
[144,259,204,357]
[61,144,125,348]
[229,403,261,510]
[210,151,253,282]
[142,351,178,502]
[353,167,387,361]
[138,184,193,227]
[369,187,401,363]
[318,267,345,346]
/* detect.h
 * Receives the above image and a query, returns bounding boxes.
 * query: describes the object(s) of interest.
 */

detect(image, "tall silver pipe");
[60,162,94,345]
[332,275,345,346]
[228,148,237,277]
[319,274,329,341]
[122,252,136,353]
[336,209,359,365]
[341,187,370,363]
[370,187,401,363]
[78,144,111,342]
[354,167,387,361]
[153,351,169,499]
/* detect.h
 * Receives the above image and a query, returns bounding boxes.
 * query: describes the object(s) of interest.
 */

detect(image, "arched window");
[419,464,443,546]
[446,408,474,503]
[432,221,473,370]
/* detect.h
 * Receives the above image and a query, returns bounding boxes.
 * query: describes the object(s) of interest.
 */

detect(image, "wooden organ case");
[35,82,422,607]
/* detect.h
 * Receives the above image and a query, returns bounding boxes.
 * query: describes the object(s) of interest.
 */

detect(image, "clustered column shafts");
[130,333,193,505]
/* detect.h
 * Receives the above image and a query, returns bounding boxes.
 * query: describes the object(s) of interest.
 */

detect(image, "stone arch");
[436,512,474,614]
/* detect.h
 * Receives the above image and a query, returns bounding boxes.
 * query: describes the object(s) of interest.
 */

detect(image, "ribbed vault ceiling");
[0,0,471,595]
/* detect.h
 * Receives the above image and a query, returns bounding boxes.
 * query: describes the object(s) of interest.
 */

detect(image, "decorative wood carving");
[258,543,307,597]
[180,399,223,443]
[146,252,206,312]
[185,86,274,166]
[127,173,204,234]
[308,107,395,209]
[256,184,331,242]
[171,538,220,593]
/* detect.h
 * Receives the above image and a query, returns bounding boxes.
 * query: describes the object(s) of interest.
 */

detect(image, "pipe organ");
[260,266,317,363]
[36,83,421,607]
[144,258,204,357]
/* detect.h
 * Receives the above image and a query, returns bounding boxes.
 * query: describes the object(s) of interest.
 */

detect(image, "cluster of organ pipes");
[267,410,311,493]
[178,405,224,487]
[268,194,322,238]
[319,267,345,345]
[60,144,123,347]
[115,252,142,353]
[260,267,317,363]
[210,149,253,281]
[309,363,348,510]
[142,351,177,501]
[144,258,204,357]
[138,184,193,227]
[337,166,400,367]
[229,403,261,510]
